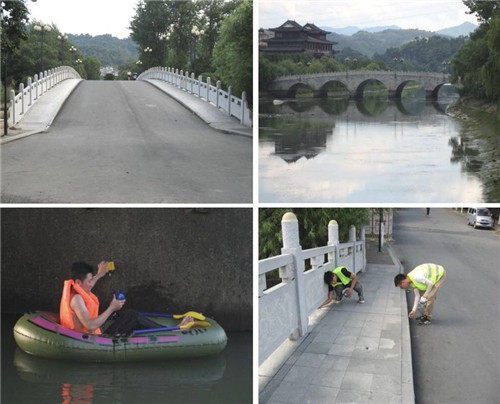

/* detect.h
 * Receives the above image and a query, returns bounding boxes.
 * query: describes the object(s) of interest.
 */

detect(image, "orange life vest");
[59,279,102,334]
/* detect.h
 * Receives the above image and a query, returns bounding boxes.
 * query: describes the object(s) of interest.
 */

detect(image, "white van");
[467,207,494,229]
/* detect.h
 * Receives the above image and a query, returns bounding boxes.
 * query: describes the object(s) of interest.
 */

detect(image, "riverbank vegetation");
[451,0,500,107]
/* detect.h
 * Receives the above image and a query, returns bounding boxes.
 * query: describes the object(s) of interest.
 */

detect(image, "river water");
[1,314,252,404]
[259,95,490,203]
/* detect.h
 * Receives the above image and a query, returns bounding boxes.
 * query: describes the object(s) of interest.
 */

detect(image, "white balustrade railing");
[259,213,366,365]
[7,66,81,128]
[137,67,252,127]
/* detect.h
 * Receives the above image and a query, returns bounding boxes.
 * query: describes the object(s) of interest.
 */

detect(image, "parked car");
[467,208,494,229]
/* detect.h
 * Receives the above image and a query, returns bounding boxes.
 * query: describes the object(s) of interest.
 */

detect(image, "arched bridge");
[270,71,450,99]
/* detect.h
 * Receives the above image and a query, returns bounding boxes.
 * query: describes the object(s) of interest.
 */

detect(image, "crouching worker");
[319,266,365,308]
[59,261,160,336]
[394,263,446,325]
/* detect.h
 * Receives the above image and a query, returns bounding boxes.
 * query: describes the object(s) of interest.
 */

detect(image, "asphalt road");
[392,208,499,404]
[1,81,252,203]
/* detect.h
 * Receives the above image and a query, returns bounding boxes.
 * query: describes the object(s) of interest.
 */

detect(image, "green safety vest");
[331,266,351,287]
[408,263,445,291]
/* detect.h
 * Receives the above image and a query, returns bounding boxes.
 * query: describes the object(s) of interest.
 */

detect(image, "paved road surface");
[1,81,252,203]
[392,208,499,404]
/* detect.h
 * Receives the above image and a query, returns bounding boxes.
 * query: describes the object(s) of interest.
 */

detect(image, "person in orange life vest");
[60,261,125,334]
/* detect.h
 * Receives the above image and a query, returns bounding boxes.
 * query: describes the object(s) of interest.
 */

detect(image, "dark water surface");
[259,96,491,203]
[1,314,252,404]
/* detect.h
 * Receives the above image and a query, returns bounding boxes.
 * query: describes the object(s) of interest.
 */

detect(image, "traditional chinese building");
[261,20,337,57]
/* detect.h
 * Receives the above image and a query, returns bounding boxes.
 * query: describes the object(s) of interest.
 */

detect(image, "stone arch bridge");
[270,70,450,99]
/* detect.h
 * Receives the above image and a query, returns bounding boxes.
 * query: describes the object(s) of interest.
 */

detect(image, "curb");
[387,243,416,404]
[1,79,83,146]
[143,79,252,138]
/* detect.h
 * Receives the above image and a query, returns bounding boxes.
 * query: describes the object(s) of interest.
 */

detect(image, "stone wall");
[1,208,252,331]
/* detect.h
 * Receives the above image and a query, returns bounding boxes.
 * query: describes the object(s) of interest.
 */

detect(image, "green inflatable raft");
[14,311,227,362]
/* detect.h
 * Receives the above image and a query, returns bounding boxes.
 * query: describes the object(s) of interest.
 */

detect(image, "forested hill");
[328,29,444,58]
[67,34,138,67]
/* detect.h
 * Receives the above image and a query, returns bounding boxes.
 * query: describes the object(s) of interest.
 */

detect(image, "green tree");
[212,0,252,98]
[463,0,500,23]
[1,0,30,55]
[9,22,85,84]
[259,209,370,259]
[83,56,101,80]
[1,0,30,103]
[452,2,500,101]
[482,14,500,100]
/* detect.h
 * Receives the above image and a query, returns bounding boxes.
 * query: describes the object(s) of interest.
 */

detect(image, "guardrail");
[259,212,366,365]
[137,67,252,127]
[6,66,81,128]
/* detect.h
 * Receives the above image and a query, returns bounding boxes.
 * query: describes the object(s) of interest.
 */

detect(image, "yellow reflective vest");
[408,263,445,291]
[332,266,351,287]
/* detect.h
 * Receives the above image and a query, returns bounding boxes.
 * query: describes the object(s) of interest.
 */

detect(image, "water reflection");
[14,348,226,403]
[260,93,483,203]
[449,136,482,171]
[2,314,251,404]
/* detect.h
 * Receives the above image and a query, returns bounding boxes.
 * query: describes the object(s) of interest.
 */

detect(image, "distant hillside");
[321,25,401,36]
[67,34,138,67]
[436,21,477,37]
[328,29,434,57]
[326,22,477,58]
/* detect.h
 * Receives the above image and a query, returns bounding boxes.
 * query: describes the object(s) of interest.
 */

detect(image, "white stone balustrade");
[259,213,366,365]
[7,66,81,128]
[137,67,252,127]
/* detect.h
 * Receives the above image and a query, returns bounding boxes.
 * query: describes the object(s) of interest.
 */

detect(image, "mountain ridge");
[320,21,477,38]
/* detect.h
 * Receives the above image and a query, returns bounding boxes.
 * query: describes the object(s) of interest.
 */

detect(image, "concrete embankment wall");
[1,208,252,331]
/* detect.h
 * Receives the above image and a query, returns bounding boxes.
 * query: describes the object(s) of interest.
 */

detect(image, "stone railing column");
[349,225,356,273]
[281,212,307,339]
[328,219,339,265]
[216,80,221,109]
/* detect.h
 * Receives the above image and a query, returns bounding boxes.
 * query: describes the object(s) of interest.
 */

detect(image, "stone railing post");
[19,83,25,115]
[360,226,366,270]
[227,86,232,116]
[206,77,211,101]
[328,219,339,265]
[34,74,39,100]
[27,77,32,106]
[198,75,203,98]
[216,80,221,109]
[349,225,357,273]
[281,212,308,339]
[241,91,247,125]
[9,89,15,127]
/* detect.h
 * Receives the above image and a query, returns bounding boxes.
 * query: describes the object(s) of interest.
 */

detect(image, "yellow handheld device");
[105,261,115,272]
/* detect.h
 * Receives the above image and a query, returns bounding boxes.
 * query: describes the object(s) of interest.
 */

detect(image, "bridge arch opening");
[287,83,314,99]
[395,80,425,100]
[354,79,388,100]
[318,80,350,98]
[431,83,460,112]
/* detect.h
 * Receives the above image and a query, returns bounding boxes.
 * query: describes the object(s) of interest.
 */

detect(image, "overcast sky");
[27,0,139,38]
[259,0,479,31]
[27,0,479,38]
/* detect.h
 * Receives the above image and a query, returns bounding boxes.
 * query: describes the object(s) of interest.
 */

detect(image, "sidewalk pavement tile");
[259,242,415,404]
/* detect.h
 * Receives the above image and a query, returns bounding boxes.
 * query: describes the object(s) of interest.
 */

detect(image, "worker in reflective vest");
[319,266,365,308]
[394,263,446,325]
